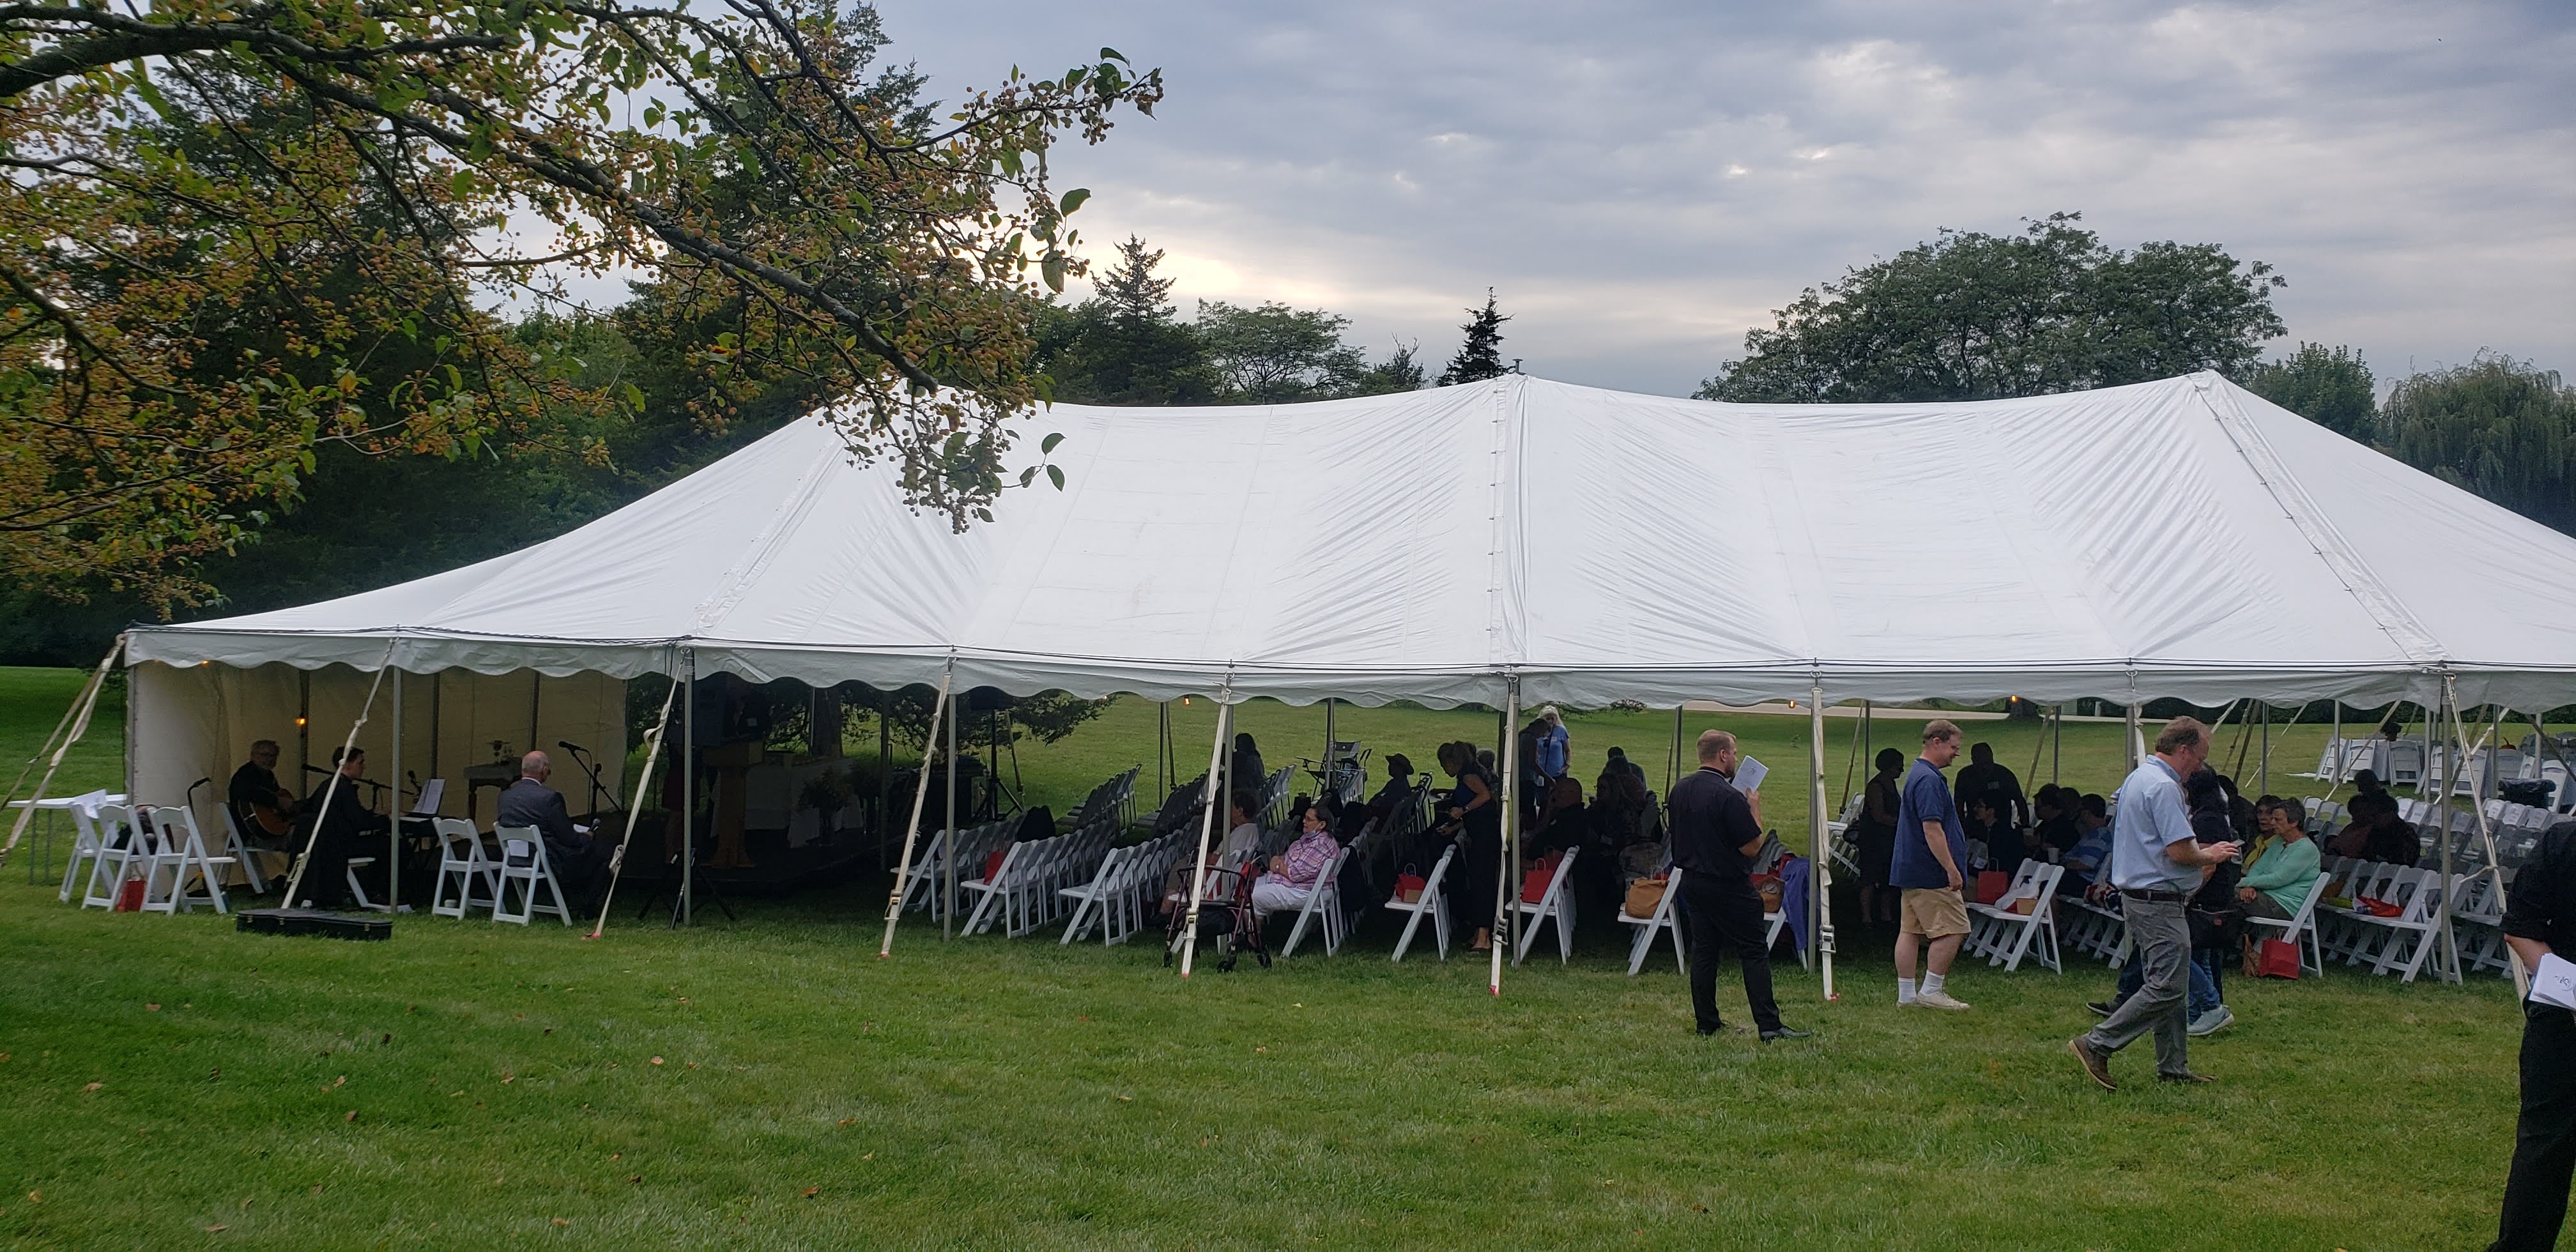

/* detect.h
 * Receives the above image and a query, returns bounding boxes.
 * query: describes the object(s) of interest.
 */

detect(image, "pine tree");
[1437,290,1513,386]
[1096,236,1177,324]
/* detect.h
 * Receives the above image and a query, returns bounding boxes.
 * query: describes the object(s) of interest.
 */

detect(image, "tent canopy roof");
[126,373,2576,710]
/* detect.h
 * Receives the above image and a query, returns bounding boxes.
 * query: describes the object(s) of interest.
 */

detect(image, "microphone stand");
[563,745,622,825]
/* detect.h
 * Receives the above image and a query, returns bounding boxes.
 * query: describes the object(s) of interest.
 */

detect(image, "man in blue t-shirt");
[1890,719,1972,1011]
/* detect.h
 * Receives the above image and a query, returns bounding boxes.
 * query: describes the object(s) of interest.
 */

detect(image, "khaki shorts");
[1900,887,1970,938]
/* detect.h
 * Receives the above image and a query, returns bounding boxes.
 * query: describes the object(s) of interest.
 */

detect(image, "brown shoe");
[2158,1071,2216,1085]
[2068,1037,2116,1090]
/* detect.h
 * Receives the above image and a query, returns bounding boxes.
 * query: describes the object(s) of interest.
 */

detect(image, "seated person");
[1361,755,1418,830]
[227,738,297,847]
[1215,789,1261,865]
[2238,795,2321,918]
[497,751,606,912]
[2329,790,2419,864]
[1598,746,1649,791]
[298,745,388,909]
[1250,801,1339,918]
[1528,776,1586,855]
[2060,793,2114,892]
[1968,795,2024,878]
[2030,784,2080,859]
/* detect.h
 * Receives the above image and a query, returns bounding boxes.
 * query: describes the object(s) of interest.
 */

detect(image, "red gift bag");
[1395,868,1427,905]
[2255,937,2303,979]
[981,850,1006,883]
[114,877,146,912]
[1974,870,2009,904]
[1521,853,1561,905]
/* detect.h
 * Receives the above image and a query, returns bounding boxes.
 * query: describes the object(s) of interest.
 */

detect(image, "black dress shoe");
[1759,1027,1814,1042]
[2085,1000,2117,1017]
[2158,1070,2216,1084]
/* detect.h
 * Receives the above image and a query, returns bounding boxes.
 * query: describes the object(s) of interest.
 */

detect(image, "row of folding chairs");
[429,819,574,926]
[1823,793,1864,877]
[1963,860,2066,972]
[1059,828,1193,947]
[1615,864,1804,977]
[896,818,1020,920]
[2312,856,2450,982]
[960,816,1118,937]
[66,802,239,916]
[1060,767,1139,836]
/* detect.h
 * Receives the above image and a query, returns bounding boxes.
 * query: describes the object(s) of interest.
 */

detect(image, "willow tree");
[0,1,1160,603]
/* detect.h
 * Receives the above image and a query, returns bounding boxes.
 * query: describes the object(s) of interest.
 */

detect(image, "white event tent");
[113,372,2576,980]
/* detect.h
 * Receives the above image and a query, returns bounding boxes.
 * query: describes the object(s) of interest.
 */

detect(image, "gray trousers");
[2083,894,2192,1076]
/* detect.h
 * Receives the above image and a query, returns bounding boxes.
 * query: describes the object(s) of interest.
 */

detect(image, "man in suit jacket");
[496,751,603,913]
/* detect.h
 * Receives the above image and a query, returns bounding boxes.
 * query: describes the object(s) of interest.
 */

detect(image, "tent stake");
[282,639,399,907]
[594,676,681,938]
[1492,679,1520,991]
[877,669,950,956]
[0,636,121,874]
[1178,694,1234,977]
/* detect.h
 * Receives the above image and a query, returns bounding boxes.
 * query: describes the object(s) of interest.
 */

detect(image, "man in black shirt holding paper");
[2494,820,2576,1249]
[1669,728,1808,1042]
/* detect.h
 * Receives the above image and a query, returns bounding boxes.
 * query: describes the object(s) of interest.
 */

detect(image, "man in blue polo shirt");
[2069,717,2241,1090]
[1891,719,1973,1011]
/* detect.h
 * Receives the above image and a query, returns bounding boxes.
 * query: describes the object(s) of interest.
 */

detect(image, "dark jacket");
[496,777,584,857]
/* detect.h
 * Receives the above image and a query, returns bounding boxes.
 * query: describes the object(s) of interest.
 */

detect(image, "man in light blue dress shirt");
[2069,717,2241,1090]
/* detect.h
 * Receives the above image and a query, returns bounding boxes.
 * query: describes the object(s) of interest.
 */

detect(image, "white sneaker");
[1912,989,1972,1011]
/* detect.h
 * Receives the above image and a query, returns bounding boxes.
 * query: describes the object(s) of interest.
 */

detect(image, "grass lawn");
[0,667,2531,1246]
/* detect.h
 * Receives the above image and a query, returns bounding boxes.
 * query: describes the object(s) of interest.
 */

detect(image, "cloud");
[880,0,2573,392]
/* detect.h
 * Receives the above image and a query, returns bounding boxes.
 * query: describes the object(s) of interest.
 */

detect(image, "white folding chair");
[2243,869,2329,979]
[1280,845,1351,958]
[216,808,281,895]
[960,837,1032,936]
[1620,873,1685,977]
[141,805,234,915]
[1963,860,2062,972]
[58,802,111,904]
[1385,844,1456,963]
[1512,846,1581,966]
[1059,844,1132,945]
[431,817,501,919]
[2059,890,2129,966]
[80,803,147,910]
[491,825,572,926]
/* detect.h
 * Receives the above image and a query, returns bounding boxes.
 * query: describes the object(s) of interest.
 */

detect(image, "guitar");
[249,793,297,837]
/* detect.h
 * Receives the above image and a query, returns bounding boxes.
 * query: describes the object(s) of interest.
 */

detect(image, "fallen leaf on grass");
[502,1076,516,1085]
[209,1069,220,1080]
[26,1190,40,1203]
[1692,1203,1709,1213]
[1116,1096,1132,1103]
[332,1076,345,1088]
[861,1153,873,1161]
[649,1057,664,1066]
[686,1062,698,1070]
[203,1224,227,1233]
[146,1003,160,1011]
[610,1152,621,1161]
[677,996,690,1004]
[81,1082,101,1093]
[344,1110,358,1122]
[543,1028,552,1035]
[551,1217,569,1226]
[802,1187,819,1198]
[309,1186,323,1196]
[381,1034,391,1044]
[836,1117,854,1127]
[627,1175,640,1185]
[1255,1046,1267,1054]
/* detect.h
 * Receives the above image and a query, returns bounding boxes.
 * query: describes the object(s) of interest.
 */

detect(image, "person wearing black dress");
[1434,740,1503,953]
[1856,747,1904,925]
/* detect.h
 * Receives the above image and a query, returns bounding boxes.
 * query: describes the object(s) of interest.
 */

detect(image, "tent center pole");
[388,666,402,911]
[1493,679,1520,991]
[1810,681,1834,1001]
[680,650,695,929]
[1668,705,1683,800]
[942,682,959,941]
[1322,698,1336,802]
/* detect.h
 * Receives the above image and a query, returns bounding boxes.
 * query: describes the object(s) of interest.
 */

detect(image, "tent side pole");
[2125,701,2142,772]
[0,636,121,873]
[388,668,402,910]
[1322,698,1335,802]
[282,640,398,907]
[1668,705,1683,800]
[2052,704,2062,785]
[1811,681,1834,1000]
[594,676,682,938]
[942,683,959,941]
[680,650,695,928]
[2258,700,2269,794]
[1492,679,1520,991]
[878,670,951,957]
[2434,685,2458,982]
[1178,697,1233,977]
[877,690,891,871]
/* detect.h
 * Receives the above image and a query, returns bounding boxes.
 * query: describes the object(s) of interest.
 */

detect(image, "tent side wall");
[128,662,627,842]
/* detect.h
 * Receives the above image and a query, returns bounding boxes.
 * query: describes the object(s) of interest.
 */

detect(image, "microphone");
[558,740,588,756]
[190,777,213,789]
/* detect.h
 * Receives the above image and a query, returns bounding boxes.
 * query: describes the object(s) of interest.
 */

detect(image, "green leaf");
[1041,252,1067,293]
[449,169,477,199]
[622,381,645,411]
[1057,188,1091,215]
[1046,464,1065,491]
[1040,432,1063,454]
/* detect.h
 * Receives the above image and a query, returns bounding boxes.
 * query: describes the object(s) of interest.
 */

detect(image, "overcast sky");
[873,0,2573,396]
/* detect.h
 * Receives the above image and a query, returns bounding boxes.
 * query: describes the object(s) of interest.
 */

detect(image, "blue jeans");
[2116,945,2221,1019]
